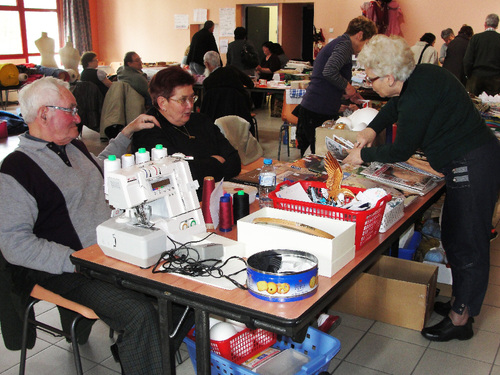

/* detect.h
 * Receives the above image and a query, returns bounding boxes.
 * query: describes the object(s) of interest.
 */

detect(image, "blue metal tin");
[247,250,318,302]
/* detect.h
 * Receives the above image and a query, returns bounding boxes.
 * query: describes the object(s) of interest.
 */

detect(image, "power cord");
[150,232,248,290]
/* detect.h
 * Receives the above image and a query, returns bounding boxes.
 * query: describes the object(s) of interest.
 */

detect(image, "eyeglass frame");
[364,75,386,85]
[45,105,79,116]
[168,95,198,106]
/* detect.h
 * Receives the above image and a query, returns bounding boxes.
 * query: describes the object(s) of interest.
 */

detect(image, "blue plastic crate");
[184,326,341,375]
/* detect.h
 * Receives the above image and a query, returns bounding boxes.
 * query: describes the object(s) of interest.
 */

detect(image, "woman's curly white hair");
[358,35,415,82]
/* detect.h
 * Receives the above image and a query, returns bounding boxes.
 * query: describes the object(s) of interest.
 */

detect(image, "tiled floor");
[1,101,500,374]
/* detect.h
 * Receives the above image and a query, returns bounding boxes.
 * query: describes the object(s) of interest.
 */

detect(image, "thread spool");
[151,144,167,160]
[233,190,250,222]
[103,155,121,195]
[219,193,233,232]
[135,148,150,164]
[121,153,135,168]
[202,176,215,230]
[18,73,28,82]
[0,120,8,139]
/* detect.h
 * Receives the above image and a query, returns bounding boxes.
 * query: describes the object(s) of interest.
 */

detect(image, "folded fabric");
[289,88,306,98]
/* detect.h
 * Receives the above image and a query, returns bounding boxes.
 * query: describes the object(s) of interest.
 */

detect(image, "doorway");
[242,3,314,62]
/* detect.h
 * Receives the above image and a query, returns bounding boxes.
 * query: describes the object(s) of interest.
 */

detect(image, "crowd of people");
[1,12,499,373]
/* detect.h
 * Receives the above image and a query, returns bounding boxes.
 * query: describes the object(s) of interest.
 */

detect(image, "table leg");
[194,309,211,375]
[158,296,176,374]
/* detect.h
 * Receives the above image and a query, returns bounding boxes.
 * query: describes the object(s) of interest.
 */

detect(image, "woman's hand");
[211,155,226,163]
[343,147,364,165]
[355,128,377,147]
[121,114,161,138]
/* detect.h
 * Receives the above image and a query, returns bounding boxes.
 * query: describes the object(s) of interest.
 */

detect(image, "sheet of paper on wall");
[193,8,207,23]
[174,14,189,29]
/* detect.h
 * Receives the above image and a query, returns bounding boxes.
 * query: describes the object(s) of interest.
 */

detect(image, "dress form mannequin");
[60,39,80,71]
[59,38,81,79]
[35,32,58,68]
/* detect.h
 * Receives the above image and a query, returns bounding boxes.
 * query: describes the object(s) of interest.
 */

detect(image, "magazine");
[361,162,438,196]
[325,135,354,160]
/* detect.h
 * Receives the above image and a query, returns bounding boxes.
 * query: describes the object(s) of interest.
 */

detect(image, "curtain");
[63,0,92,54]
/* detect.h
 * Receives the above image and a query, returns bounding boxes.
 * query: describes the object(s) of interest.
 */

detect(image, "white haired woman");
[344,35,500,342]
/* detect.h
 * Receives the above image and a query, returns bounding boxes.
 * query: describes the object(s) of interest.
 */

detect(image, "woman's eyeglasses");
[168,95,198,106]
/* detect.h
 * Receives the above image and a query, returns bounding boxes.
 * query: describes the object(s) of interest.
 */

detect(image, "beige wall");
[93,0,500,66]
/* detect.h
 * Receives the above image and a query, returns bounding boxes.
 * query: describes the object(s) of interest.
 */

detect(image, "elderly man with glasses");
[0,76,194,374]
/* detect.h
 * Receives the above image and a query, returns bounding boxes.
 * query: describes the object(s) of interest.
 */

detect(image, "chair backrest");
[214,115,263,165]
[200,87,253,125]
[100,81,145,138]
[71,81,104,133]
[281,91,298,125]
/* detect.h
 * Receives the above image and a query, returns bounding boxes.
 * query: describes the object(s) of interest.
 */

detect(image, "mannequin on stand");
[59,38,81,80]
[35,32,58,68]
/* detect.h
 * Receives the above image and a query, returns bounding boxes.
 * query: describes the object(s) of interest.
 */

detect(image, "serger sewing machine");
[97,155,206,267]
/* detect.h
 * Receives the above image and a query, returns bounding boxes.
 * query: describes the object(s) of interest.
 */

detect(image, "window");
[0,0,62,64]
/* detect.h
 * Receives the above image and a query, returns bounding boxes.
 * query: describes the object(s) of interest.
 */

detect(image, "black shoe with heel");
[421,316,473,342]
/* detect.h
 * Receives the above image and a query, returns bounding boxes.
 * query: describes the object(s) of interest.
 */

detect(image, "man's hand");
[121,114,161,138]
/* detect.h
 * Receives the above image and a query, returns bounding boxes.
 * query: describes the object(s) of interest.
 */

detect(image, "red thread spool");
[202,176,215,230]
[219,193,233,232]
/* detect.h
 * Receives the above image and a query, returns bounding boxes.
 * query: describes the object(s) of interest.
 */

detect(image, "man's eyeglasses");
[45,105,79,116]
[168,95,198,106]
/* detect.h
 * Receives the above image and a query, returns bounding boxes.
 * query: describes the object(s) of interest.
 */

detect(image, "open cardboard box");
[330,256,438,330]
[237,207,355,277]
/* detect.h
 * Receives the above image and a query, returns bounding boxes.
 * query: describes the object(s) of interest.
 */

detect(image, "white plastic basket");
[379,198,404,233]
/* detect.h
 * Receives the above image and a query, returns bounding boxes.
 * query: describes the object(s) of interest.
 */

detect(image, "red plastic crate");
[269,181,391,249]
[187,327,276,365]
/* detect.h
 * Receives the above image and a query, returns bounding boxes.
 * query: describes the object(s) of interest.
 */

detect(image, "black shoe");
[421,316,473,342]
[434,301,452,317]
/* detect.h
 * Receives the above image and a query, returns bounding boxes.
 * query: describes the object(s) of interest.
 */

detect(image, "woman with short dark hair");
[132,66,241,199]
[80,51,112,95]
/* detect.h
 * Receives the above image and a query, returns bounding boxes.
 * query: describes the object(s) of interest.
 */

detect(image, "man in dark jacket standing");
[464,13,500,96]
[187,20,220,75]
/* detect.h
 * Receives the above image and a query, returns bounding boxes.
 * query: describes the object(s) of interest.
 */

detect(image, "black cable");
[150,233,248,290]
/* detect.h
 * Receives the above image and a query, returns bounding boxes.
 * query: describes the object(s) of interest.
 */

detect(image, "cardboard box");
[330,256,438,330]
[238,207,356,277]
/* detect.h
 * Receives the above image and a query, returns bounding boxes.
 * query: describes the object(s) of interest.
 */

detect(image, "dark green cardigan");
[361,64,495,171]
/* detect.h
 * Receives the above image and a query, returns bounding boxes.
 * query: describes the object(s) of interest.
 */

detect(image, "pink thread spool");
[202,176,215,230]
[219,193,233,232]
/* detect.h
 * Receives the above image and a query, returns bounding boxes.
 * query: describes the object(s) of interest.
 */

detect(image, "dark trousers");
[295,105,336,155]
[440,139,500,317]
[41,273,194,375]
[466,74,500,96]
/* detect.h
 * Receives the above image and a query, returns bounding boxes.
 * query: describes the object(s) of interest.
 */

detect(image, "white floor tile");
[329,310,375,332]
[492,365,500,375]
[330,325,365,360]
[428,328,500,363]
[474,305,500,334]
[345,332,426,375]
[413,348,492,375]
[369,321,430,347]
[332,361,391,374]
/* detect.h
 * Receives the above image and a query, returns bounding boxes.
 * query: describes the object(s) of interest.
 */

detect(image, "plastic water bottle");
[258,158,276,208]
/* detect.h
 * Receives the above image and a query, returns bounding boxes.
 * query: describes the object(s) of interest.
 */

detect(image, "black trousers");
[295,105,337,155]
[40,273,194,375]
[440,139,500,316]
